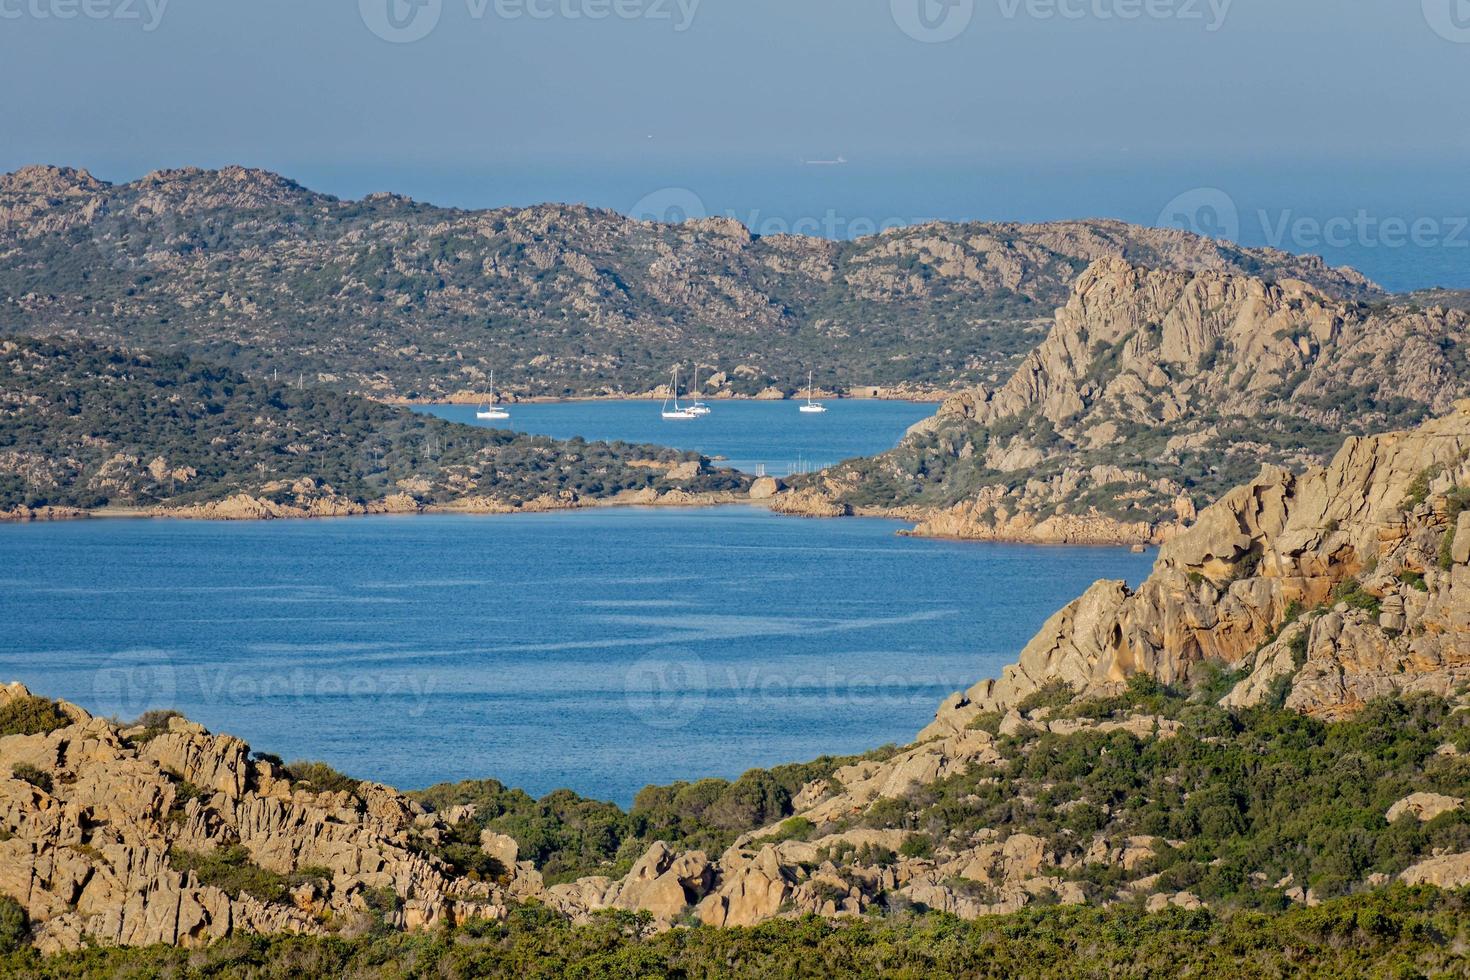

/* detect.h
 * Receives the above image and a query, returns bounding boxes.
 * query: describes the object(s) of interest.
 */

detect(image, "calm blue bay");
[0,509,1153,806]
[416,399,941,476]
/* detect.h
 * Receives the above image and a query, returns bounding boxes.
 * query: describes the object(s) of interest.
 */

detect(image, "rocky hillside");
[0,335,746,519]
[0,165,1377,400]
[927,400,1470,730]
[819,258,1470,544]
[4,410,1470,959]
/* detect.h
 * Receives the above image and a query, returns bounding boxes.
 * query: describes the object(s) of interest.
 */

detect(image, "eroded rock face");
[0,686,511,952]
[925,402,1470,733]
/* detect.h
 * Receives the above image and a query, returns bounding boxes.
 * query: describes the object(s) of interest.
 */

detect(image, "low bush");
[0,697,70,738]
[10,764,52,794]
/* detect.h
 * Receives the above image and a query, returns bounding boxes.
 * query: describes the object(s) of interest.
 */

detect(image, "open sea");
[417,399,941,477]
[1,401,1154,806]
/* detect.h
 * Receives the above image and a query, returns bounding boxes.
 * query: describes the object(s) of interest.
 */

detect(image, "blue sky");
[3,0,1467,287]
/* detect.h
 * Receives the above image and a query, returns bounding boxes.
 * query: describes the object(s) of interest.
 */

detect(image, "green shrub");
[1402,467,1437,509]
[0,697,70,738]
[169,846,291,903]
[0,896,27,954]
[284,761,361,796]
[898,834,934,859]
[10,764,52,794]
[1016,680,1076,715]
[1332,579,1382,617]
[966,710,1005,734]
[756,818,816,846]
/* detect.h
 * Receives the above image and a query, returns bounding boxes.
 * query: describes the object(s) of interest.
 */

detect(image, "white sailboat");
[662,367,699,420]
[476,371,511,421]
[799,370,828,413]
[688,368,712,416]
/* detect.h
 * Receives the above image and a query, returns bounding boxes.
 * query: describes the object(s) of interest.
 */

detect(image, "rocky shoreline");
[1,482,1181,547]
[0,478,849,526]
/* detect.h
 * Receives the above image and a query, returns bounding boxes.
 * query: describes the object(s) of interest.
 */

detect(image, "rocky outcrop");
[1,679,1216,946]
[0,687,514,953]
[1385,793,1463,824]
[766,489,851,518]
[825,258,1470,545]
[925,402,1470,734]
[748,476,784,500]
[1399,852,1470,889]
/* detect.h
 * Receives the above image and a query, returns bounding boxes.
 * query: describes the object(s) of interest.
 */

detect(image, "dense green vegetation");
[3,888,1466,978]
[844,681,1470,908]
[0,336,743,511]
[398,683,1470,913]
[0,897,27,957]
[411,750,894,884]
